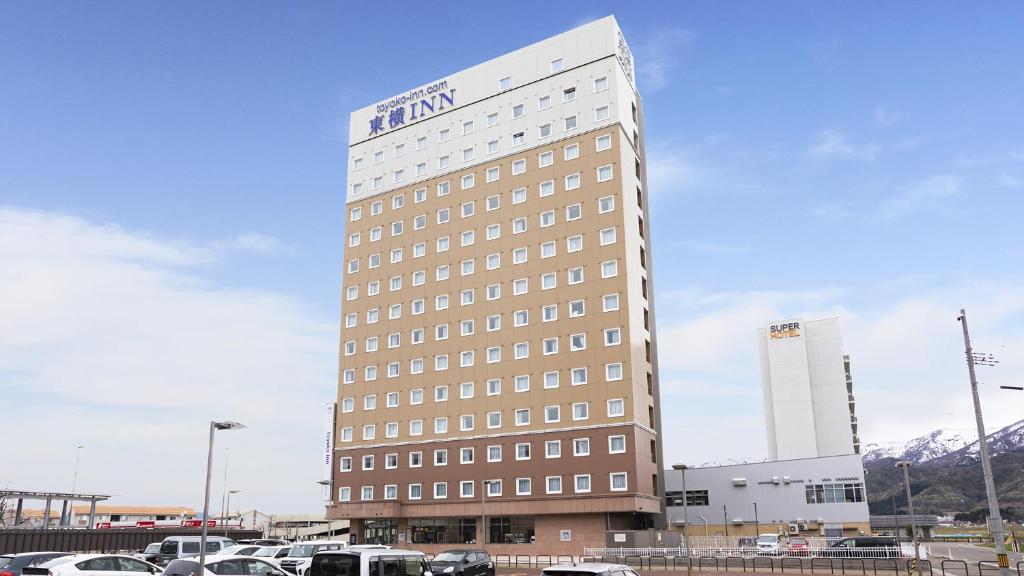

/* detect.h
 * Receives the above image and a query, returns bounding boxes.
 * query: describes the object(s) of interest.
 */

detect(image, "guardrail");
[0,528,262,555]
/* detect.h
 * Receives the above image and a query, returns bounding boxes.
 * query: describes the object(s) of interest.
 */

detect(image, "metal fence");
[583,546,916,559]
[0,528,262,555]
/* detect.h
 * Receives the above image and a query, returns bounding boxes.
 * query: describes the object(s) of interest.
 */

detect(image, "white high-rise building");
[758,317,859,461]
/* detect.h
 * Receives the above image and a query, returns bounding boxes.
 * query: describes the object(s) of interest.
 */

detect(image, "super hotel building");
[328,17,665,554]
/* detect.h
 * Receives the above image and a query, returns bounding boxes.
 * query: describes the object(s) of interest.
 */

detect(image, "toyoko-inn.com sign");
[368,80,456,137]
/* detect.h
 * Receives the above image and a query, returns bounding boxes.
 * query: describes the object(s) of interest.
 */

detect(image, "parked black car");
[0,553,73,576]
[429,550,493,576]
[822,537,902,558]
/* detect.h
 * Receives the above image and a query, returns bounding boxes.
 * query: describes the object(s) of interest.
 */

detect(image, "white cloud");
[632,27,695,92]
[873,106,903,129]
[671,240,750,254]
[645,140,713,200]
[876,174,963,221]
[0,207,336,513]
[806,129,878,161]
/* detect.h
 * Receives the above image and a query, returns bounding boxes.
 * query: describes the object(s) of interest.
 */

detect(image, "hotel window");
[512,217,527,234]
[487,139,499,154]
[341,398,354,413]
[538,95,551,110]
[514,375,529,392]
[539,179,554,197]
[512,247,527,264]
[434,417,448,435]
[564,143,579,160]
[411,329,424,344]
[512,104,524,119]
[570,333,586,351]
[462,147,474,162]
[486,253,500,270]
[362,424,375,440]
[546,476,562,494]
[409,452,424,468]
[516,478,532,496]
[410,389,423,404]
[480,194,499,212]
[515,442,531,460]
[487,346,501,363]
[486,166,500,182]
[499,76,511,91]
[353,157,364,171]
[340,427,352,442]
[367,281,380,296]
[487,379,501,395]
[437,181,450,196]
[461,259,475,275]
[563,86,576,102]
[437,236,450,251]
[410,358,424,374]
[604,328,622,346]
[345,286,358,301]
[512,187,527,204]
[370,200,383,215]
[609,435,626,454]
[487,411,501,429]
[339,487,351,501]
[567,235,583,252]
[544,371,560,389]
[513,309,528,327]
[599,195,615,213]
[546,440,561,459]
[564,115,578,131]
[366,308,379,323]
[386,392,399,408]
[575,475,592,493]
[387,362,399,378]
[412,270,425,286]
[370,227,382,242]
[608,399,625,418]
[342,369,354,384]
[487,112,499,127]
[566,203,582,220]
[435,354,449,371]
[572,402,589,421]
[606,363,623,381]
[409,484,422,499]
[567,267,583,285]
[415,188,427,203]
[364,366,377,380]
[361,486,373,501]
[393,193,405,209]
[344,341,355,356]
[594,76,608,92]
[394,169,406,183]
[512,159,526,175]
[539,150,553,167]
[346,259,359,274]
[462,120,474,135]
[436,265,450,281]
[368,253,380,267]
[389,276,401,291]
[410,420,423,436]
[351,183,362,195]
[416,163,427,177]
[488,445,502,462]
[513,278,528,295]
[340,456,352,471]
[596,134,612,151]
[538,123,551,138]
[459,350,474,367]
[460,481,474,498]
[366,336,379,352]
[514,342,529,359]
[487,479,502,496]
[601,260,619,278]
[542,304,557,322]
[461,202,475,218]
[550,58,563,72]
[540,211,555,228]
[460,414,475,431]
[413,214,426,230]
[373,150,383,164]
[610,472,628,491]
[439,128,450,142]
[512,131,525,145]
[348,233,361,248]
[515,409,530,426]
[571,367,588,386]
[437,208,449,224]
[416,136,427,150]
[540,241,555,258]
[595,105,609,121]
[461,174,474,189]
[573,438,590,456]
[349,207,362,221]
[541,273,556,290]
[459,381,475,399]
[486,223,500,240]
[544,405,560,423]
[344,312,357,327]
[384,485,398,500]
[386,422,398,438]
[603,293,620,311]
[390,248,403,263]
[438,155,450,170]
[565,173,580,190]
[435,385,448,402]
[435,322,448,338]
[461,231,475,247]
[434,482,448,499]
[597,165,613,182]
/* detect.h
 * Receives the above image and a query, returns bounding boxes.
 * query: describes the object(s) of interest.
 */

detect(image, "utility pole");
[958,308,1011,576]
[220,448,230,523]
[896,462,922,576]
[672,464,691,576]
[723,505,729,537]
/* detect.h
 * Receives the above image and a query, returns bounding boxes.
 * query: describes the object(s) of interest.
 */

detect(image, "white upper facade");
[758,317,856,461]
[344,16,638,204]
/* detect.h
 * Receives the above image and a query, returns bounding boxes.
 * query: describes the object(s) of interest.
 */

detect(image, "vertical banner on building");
[322,401,336,503]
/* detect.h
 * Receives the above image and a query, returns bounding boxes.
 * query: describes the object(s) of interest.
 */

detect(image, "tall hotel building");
[329,17,664,553]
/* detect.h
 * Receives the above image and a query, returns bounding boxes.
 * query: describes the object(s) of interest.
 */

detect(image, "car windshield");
[433,553,466,562]
[790,538,807,545]
[757,536,777,543]
[214,546,246,556]
[145,544,162,553]
[288,546,316,557]
[0,558,12,569]
[252,548,277,557]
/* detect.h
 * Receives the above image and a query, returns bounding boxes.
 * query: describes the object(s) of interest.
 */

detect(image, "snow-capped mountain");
[863,419,1024,467]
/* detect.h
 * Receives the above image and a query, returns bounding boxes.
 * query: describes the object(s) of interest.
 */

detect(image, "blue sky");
[2,2,1023,512]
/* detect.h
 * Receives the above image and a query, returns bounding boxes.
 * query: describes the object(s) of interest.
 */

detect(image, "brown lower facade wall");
[666,522,873,538]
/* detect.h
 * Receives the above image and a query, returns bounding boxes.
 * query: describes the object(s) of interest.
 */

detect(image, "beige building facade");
[329,16,664,555]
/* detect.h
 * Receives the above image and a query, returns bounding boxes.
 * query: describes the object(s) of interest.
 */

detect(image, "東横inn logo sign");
[368,79,457,136]
[769,321,801,340]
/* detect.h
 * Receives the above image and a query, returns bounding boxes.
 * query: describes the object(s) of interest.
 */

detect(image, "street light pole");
[672,464,691,576]
[958,309,1011,576]
[200,421,245,572]
[481,480,492,546]
[896,462,921,576]
[220,448,230,523]
[226,490,241,523]
[71,445,86,494]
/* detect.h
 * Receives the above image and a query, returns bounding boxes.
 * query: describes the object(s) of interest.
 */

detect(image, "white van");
[756,533,781,555]
[309,550,431,576]
[278,541,347,576]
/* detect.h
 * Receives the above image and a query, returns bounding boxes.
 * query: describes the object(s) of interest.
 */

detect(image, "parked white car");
[756,534,782,555]
[206,546,262,558]
[32,554,161,576]
[277,541,346,576]
[162,557,287,576]
[251,547,292,568]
